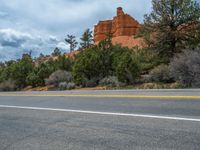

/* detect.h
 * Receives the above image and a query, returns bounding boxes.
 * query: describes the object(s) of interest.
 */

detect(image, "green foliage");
[97,42,116,77]
[45,70,73,87]
[26,54,73,87]
[26,63,55,87]
[72,46,102,86]
[72,41,122,87]
[52,47,62,56]
[0,79,17,91]
[149,64,174,83]
[8,54,34,88]
[65,34,78,52]
[54,55,73,71]
[0,60,17,83]
[135,48,163,73]
[99,76,121,87]
[0,54,34,89]
[112,49,141,84]
[80,29,93,49]
[72,42,142,86]
[5,60,16,67]
[26,72,41,87]
[138,0,200,61]
[0,62,5,68]
[0,67,9,83]
[188,23,200,49]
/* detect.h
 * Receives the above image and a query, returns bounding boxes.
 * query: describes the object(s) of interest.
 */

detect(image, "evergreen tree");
[65,35,78,52]
[26,62,55,87]
[55,55,73,71]
[80,29,93,49]
[52,47,61,56]
[39,53,45,58]
[138,0,200,61]
[9,53,34,87]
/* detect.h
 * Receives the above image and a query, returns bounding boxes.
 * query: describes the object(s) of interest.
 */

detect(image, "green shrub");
[149,64,174,83]
[26,72,41,87]
[99,76,121,87]
[169,49,200,87]
[84,77,100,87]
[55,55,73,71]
[0,67,10,83]
[113,49,141,84]
[8,54,34,88]
[72,44,143,86]
[135,48,163,73]
[45,70,72,87]
[59,82,75,90]
[26,63,55,87]
[72,47,103,86]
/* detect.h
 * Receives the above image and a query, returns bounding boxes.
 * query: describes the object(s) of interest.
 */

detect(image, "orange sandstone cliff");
[94,7,144,48]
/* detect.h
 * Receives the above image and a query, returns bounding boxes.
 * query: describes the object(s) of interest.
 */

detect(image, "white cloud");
[56,42,70,52]
[49,35,59,43]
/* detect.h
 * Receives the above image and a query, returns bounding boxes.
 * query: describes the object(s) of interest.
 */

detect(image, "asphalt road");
[0,89,200,150]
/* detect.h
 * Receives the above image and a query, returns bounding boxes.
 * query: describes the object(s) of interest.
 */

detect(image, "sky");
[0,0,199,61]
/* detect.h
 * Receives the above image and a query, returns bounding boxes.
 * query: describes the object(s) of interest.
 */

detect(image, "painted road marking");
[0,94,200,99]
[0,105,200,122]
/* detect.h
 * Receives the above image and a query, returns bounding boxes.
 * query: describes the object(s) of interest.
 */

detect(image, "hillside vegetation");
[0,0,200,91]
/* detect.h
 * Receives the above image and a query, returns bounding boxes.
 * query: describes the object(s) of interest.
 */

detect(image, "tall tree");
[65,35,78,52]
[80,29,93,49]
[138,0,200,61]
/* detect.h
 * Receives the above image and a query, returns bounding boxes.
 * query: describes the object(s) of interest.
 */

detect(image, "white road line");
[0,105,200,122]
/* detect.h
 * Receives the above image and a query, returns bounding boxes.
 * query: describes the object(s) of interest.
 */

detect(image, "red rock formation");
[94,7,143,48]
[94,20,112,43]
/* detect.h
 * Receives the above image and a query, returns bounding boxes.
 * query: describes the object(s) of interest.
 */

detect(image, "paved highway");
[0,89,200,150]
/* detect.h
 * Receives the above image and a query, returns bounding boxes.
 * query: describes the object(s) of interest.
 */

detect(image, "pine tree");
[65,35,78,52]
[80,29,93,49]
[138,0,200,61]
[52,47,61,56]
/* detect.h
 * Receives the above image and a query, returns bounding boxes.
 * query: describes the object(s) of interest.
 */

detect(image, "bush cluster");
[0,53,73,91]
[99,76,121,87]
[45,70,73,86]
[0,42,199,91]
[170,49,200,88]
[59,82,75,90]
[1,0,200,90]
[148,64,174,83]
[72,43,142,87]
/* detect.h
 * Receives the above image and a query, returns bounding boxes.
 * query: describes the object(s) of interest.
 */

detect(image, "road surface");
[0,89,200,150]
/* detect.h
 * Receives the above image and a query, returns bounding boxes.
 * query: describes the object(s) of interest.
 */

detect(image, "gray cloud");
[0,11,9,18]
[0,29,32,47]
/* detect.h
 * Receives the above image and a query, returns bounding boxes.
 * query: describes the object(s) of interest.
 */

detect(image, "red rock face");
[94,7,143,48]
[94,20,112,43]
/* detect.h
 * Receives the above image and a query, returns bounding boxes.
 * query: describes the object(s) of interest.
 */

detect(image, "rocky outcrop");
[94,7,143,48]
[94,20,112,43]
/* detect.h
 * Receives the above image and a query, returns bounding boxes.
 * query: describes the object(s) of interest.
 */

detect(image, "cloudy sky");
[0,0,199,61]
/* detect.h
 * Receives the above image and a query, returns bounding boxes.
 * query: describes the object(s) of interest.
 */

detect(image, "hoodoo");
[94,7,144,48]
